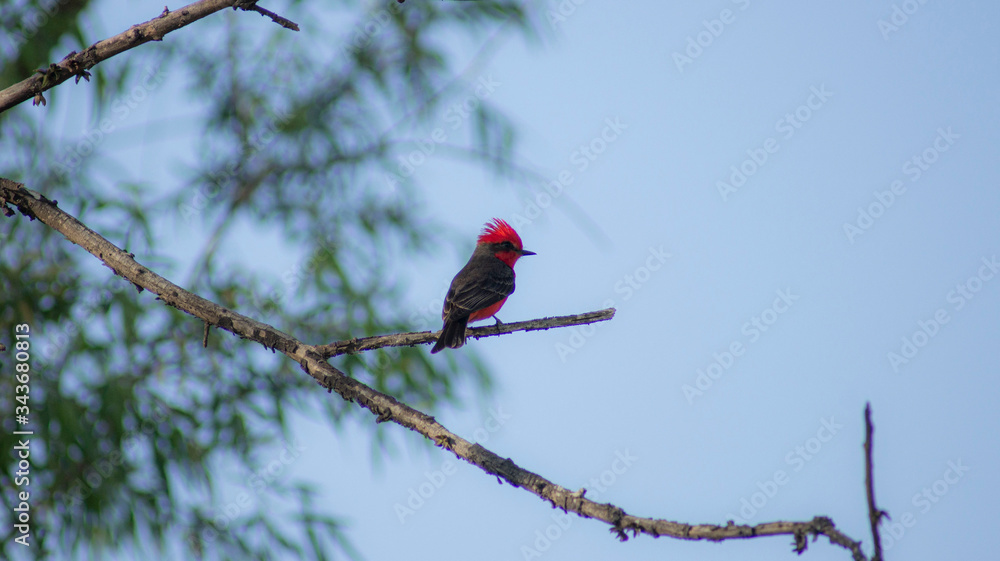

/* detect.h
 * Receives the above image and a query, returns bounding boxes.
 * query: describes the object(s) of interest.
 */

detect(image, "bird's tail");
[431,316,470,353]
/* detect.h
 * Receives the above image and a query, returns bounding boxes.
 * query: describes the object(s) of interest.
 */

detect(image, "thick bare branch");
[0,0,298,114]
[865,403,887,561]
[318,309,616,358]
[0,177,869,560]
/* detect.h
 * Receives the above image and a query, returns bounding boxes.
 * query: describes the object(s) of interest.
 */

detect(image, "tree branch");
[0,177,869,560]
[317,309,615,358]
[864,403,886,561]
[0,0,298,114]
[234,0,300,30]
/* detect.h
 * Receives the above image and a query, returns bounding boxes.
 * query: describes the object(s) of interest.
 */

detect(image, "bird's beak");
[520,249,536,256]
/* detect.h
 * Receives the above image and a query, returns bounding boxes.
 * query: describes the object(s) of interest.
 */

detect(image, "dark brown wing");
[442,253,514,321]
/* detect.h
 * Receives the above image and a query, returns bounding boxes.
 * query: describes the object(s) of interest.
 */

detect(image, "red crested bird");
[431,218,535,353]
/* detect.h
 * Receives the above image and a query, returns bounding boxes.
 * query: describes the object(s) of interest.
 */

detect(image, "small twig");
[234,1,300,31]
[317,309,616,358]
[202,321,211,348]
[864,402,887,561]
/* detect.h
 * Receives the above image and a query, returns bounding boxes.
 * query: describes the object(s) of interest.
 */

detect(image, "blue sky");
[32,1,1000,560]
[355,2,997,560]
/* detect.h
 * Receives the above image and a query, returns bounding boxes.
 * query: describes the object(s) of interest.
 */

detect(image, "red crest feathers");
[477,218,523,249]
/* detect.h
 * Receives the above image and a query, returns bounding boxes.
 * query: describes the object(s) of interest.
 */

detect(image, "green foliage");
[0,0,532,558]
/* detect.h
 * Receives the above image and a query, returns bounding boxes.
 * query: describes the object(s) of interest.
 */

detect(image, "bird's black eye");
[501,241,515,250]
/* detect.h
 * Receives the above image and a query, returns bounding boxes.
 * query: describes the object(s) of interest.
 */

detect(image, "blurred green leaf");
[1,0,535,559]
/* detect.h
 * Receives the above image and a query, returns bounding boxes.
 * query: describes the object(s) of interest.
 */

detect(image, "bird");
[431,218,535,353]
